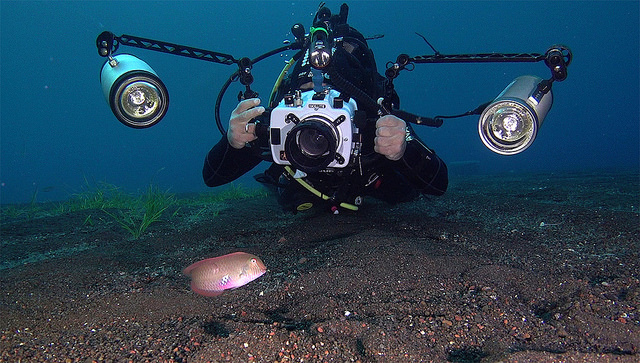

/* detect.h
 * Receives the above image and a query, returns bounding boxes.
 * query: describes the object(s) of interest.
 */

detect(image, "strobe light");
[478,75,552,155]
[100,54,169,128]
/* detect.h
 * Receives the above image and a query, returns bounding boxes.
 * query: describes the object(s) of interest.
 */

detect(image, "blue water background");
[1,1,638,204]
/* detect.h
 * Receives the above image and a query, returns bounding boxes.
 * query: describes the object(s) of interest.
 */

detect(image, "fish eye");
[250,258,257,264]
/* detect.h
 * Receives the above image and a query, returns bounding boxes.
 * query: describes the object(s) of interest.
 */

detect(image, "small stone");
[557,327,568,337]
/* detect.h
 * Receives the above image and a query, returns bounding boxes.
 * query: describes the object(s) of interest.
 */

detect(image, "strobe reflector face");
[111,75,167,128]
[479,75,553,155]
[479,100,537,155]
[101,54,169,128]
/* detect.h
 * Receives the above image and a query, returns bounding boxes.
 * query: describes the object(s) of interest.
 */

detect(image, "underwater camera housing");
[268,89,360,173]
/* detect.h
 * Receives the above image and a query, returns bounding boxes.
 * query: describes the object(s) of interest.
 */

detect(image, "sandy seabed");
[1,171,639,362]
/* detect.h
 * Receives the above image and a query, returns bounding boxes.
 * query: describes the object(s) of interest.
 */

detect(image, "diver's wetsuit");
[202,127,448,210]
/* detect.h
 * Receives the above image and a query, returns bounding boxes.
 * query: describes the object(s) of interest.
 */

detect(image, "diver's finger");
[232,98,262,116]
[241,105,266,121]
[376,114,404,128]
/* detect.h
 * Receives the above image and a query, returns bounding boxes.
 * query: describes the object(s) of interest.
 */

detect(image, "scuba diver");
[202,3,448,213]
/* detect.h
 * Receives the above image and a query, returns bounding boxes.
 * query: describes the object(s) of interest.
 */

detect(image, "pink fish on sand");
[183,252,267,297]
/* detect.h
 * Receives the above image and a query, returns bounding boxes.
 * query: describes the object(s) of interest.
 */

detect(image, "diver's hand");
[375,115,407,161]
[228,98,265,149]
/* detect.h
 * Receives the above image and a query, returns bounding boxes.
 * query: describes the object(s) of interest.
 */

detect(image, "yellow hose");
[284,166,358,211]
[268,58,297,107]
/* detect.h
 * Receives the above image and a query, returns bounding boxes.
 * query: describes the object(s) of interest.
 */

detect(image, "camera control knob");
[294,90,303,107]
[284,94,294,107]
